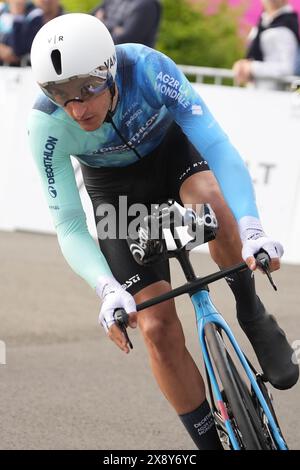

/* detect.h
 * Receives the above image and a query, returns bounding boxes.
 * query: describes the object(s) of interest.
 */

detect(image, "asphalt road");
[0,231,299,450]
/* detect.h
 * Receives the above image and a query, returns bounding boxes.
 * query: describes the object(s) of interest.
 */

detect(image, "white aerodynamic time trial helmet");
[30,13,117,107]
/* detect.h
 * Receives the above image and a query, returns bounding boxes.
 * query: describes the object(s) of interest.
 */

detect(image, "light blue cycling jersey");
[28,43,259,289]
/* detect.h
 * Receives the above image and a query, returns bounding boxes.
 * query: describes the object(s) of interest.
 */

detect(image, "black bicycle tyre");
[251,374,288,449]
[204,323,268,450]
[226,353,278,449]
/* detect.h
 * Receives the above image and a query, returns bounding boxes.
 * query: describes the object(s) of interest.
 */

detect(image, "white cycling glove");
[96,276,137,333]
[238,216,284,263]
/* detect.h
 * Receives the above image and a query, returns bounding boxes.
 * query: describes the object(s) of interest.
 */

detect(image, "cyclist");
[29,13,299,450]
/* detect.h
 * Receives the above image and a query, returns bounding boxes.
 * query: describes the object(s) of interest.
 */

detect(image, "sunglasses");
[40,68,113,107]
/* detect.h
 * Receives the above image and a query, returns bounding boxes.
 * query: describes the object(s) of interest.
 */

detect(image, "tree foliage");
[157,0,246,67]
[61,0,96,14]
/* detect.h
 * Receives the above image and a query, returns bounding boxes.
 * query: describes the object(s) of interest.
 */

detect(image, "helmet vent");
[51,49,62,75]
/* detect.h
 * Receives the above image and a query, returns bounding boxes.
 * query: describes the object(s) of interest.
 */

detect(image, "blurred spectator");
[1,0,63,65]
[91,0,162,47]
[0,0,34,65]
[295,49,300,75]
[9,0,64,62]
[233,0,300,90]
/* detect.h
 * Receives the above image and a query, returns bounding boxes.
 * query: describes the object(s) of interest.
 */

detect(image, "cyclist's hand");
[242,237,283,272]
[239,217,284,273]
[96,276,137,353]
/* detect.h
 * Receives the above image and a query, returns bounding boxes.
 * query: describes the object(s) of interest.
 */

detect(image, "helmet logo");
[104,54,116,70]
[48,35,63,45]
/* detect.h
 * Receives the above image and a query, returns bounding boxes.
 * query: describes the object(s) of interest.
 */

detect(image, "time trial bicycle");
[114,201,288,450]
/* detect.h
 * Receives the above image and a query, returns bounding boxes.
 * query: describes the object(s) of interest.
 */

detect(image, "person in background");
[8,0,64,62]
[0,0,34,65]
[91,0,161,47]
[233,0,300,90]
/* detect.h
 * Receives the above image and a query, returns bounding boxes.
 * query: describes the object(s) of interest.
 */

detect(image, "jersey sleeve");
[140,48,259,222]
[28,110,112,289]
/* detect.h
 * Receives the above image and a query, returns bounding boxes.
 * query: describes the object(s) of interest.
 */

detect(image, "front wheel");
[204,323,270,450]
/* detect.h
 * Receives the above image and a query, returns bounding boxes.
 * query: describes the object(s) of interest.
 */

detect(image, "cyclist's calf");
[134,282,206,413]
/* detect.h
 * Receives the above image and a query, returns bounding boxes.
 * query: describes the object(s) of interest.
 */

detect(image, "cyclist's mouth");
[77,115,95,123]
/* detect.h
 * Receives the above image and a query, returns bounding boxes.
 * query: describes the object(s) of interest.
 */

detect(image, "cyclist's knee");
[180,171,224,206]
[135,282,185,354]
[139,309,183,349]
[180,173,238,241]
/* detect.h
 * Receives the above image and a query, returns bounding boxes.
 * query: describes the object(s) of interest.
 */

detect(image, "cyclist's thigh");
[99,232,171,296]
[160,122,211,203]
[97,200,171,295]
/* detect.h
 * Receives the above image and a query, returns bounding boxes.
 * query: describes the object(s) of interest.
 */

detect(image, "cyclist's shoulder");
[116,43,164,71]
[117,42,152,58]
[116,44,176,93]
[31,93,60,116]
[30,93,73,131]
[29,94,78,151]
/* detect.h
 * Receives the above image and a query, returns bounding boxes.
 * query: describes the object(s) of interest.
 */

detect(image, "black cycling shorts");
[81,122,210,295]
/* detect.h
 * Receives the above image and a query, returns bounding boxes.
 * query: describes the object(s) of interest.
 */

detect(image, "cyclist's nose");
[67,100,88,119]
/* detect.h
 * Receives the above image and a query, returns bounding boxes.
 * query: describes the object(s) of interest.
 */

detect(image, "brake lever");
[255,252,277,291]
[113,308,133,349]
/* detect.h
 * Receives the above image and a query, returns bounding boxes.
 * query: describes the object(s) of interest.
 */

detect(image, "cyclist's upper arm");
[28,111,112,288]
[139,48,230,153]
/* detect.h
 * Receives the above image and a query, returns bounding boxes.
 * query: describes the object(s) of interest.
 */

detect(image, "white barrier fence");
[1,67,300,263]
[0,340,6,365]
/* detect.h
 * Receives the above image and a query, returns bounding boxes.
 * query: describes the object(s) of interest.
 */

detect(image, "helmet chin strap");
[104,81,117,122]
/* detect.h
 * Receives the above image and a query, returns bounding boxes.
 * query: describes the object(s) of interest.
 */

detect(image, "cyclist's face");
[64,88,112,131]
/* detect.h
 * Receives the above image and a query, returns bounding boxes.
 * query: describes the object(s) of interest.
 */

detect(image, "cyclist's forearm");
[204,140,259,222]
[56,216,112,289]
